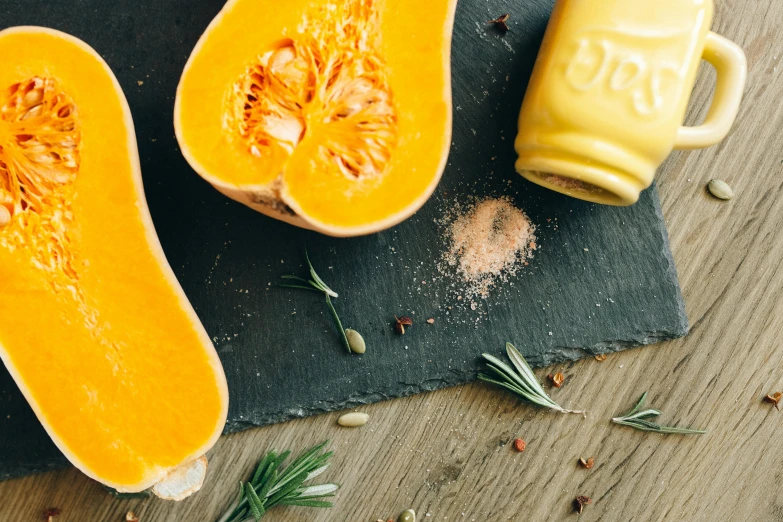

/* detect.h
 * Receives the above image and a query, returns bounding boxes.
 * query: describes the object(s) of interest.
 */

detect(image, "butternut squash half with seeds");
[0,27,228,495]
[175,0,458,236]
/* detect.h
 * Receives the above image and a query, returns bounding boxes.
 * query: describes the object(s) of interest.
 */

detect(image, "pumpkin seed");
[345,328,366,354]
[337,412,369,427]
[398,509,416,522]
[707,179,733,200]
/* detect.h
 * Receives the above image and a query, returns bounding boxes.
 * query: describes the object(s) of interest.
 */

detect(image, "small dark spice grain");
[579,457,594,470]
[765,392,782,410]
[513,438,526,452]
[395,315,413,334]
[574,495,592,514]
[488,13,510,32]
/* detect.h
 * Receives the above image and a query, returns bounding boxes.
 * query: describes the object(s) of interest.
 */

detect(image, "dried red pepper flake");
[765,391,782,410]
[487,13,510,32]
[594,354,607,362]
[548,372,565,387]
[126,512,140,522]
[43,508,60,522]
[394,315,413,334]
[513,438,526,452]
[579,457,594,470]
[573,495,592,514]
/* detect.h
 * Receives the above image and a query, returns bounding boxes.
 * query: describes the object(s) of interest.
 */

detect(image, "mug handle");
[674,32,747,150]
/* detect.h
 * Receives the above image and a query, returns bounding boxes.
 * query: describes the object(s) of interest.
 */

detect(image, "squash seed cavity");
[228,0,398,181]
[0,77,123,357]
[0,76,81,281]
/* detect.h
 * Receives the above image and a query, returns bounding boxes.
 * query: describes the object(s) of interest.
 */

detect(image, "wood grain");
[2,1,782,520]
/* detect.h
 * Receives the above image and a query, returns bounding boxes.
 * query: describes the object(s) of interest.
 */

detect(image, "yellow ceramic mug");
[514,0,747,205]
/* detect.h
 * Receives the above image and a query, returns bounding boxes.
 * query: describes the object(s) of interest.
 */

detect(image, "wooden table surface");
[2,1,782,521]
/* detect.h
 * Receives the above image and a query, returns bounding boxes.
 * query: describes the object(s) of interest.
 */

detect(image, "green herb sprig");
[216,441,338,522]
[611,392,706,435]
[279,251,352,353]
[479,343,585,414]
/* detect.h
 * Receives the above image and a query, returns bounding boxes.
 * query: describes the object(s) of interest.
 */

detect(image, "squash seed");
[398,509,416,522]
[337,412,369,427]
[345,328,366,354]
[0,206,10,228]
[707,179,733,200]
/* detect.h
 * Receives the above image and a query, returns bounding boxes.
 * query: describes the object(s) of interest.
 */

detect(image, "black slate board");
[0,0,687,480]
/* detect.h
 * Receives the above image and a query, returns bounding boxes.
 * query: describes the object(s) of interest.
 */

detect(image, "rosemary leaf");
[477,374,555,410]
[216,441,338,521]
[653,426,709,435]
[611,393,707,435]
[280,252,353,353]
[621,408,663,421]
[305,464,330,481]
[626,391,648,416]
[256,468,277,502]
[505,343,550,398]
[279,499,335,508]
[246,483,265,521]
[479,343,584,414]
[279,275,313,284]
[306,250,338,297]
[274,443,329,487]
[251,453,273,486]
[277,283,322,293]
[326,295,352,353]
[297,484,339,498]
[484,359,549,404]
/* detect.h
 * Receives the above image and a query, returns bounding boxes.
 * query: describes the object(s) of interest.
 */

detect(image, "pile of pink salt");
[440,197,536,300]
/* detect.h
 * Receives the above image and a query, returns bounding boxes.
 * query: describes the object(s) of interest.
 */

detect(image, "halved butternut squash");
[0,27,228,494]
[175,0,458,236]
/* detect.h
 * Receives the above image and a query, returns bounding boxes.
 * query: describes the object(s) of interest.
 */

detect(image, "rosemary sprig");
[611,392,707,435]
[279,251,352,353]
[216,440,339,522]
[478,342,585,414]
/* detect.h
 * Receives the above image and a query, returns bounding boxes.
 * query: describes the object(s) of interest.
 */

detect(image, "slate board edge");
[650,186,689,335]
[224,327,687,433]
[0,459,69,482]
[0,328,688,483]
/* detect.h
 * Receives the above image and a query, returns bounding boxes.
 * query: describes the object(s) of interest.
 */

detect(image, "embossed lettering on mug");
[564,28,688,118]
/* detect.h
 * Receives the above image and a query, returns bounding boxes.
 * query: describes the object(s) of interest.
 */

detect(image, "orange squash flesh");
[0,27,228,493]
[175,0,457,236]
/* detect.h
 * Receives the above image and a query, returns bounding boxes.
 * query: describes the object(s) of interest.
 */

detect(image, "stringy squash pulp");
[175,0,457,236]
[0,27,228,493]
